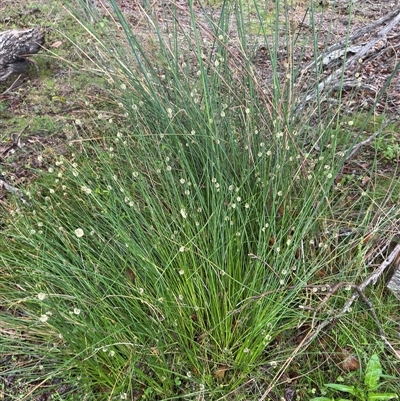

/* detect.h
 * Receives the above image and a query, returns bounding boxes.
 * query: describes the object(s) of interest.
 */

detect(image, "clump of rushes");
[1,0,399,400]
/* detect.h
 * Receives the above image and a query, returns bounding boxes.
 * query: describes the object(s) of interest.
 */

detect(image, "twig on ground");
[313,279,398,355]
[352,285,398,355]
[258,243,400,401]
[341,243,400,311]
[344,118,396,161]
[0,125,29,161]
[0,74,22,96]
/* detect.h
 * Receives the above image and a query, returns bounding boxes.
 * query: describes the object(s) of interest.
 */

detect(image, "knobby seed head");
[37,293,46,301]
[75,228,84,238]
[39,314,48,323]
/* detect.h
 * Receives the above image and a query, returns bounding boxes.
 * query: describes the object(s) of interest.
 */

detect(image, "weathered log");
[297,6,400,111]
[0,28,45,81]
[387,250,400,301]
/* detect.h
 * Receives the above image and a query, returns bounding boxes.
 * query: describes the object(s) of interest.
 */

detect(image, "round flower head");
[75,228,84,238]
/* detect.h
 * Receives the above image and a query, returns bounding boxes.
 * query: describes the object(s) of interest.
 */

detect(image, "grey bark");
[387,261,400,301]
[0,28,45,81]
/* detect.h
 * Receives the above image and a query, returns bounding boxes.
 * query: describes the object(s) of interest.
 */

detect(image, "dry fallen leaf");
[214,365,228,381]
[339,348,360,371]
[361,175,371,186]
[126,267,135,283]
[50,40,63,48]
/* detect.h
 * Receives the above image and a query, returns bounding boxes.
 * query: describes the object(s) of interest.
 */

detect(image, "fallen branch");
[298,7,400,110]
[303,6,400,75]
[0,28,45,81]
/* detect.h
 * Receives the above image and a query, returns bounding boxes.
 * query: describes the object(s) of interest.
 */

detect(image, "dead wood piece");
[387,247,400,300]
[297,7,400,111]
[0,28,45,81]
[303,6,400,75]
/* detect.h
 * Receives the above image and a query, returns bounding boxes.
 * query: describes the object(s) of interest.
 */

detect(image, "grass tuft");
[1,0,399,400]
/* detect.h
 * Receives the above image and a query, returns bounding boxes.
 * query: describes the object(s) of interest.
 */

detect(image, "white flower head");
[75,228,84,238]
[81,185,92,195]
[37,293,46,301]
[39,314,49,323]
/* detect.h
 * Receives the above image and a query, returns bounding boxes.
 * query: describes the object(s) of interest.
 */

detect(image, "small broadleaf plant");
[311,354,398,401]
